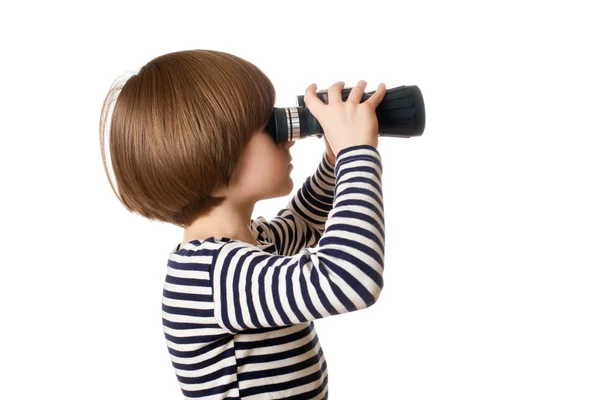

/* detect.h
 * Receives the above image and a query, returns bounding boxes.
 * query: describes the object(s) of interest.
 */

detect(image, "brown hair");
[99,50,276,228]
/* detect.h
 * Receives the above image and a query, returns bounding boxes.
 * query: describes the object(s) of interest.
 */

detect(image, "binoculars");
[266,84,425,143]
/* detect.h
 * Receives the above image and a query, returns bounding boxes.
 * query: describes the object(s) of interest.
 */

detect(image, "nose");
[281,141,295,150]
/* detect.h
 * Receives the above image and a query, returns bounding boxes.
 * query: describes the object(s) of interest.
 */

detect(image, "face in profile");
[227,129,296,202]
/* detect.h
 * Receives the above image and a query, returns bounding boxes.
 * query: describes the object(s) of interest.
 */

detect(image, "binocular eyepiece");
[266,84,426,143]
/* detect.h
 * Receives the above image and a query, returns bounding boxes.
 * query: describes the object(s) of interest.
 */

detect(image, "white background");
[1,0,599,399]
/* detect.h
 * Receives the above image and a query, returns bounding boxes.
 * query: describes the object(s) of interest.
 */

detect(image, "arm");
[250,151,336,255]
[211,145,384,334]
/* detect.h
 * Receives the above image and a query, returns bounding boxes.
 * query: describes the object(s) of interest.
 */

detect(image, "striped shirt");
[163,144,385,399]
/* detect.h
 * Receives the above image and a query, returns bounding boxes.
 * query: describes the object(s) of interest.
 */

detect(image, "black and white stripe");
[162,145,384,399]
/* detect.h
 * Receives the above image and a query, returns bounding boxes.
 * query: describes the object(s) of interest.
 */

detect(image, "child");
[99,49,386,399]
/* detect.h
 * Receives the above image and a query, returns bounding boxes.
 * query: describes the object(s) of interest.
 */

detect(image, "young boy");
[100,50,386,399]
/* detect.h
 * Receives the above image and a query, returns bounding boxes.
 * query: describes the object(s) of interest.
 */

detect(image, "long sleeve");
[211,145,384,334]
[250,151,336,255]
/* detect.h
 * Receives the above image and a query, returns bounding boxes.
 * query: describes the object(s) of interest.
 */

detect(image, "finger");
[365,83,386,109]
[327,81,345,104]
[347,80,367,104]
[304,83,324,115]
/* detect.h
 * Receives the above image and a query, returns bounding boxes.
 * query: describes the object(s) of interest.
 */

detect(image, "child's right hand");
[303,80,386,157]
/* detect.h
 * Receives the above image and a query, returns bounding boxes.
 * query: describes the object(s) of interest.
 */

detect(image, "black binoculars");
[266,84,425,143]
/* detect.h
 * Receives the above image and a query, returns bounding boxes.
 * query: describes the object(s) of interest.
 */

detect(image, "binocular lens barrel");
[266,84,425,143]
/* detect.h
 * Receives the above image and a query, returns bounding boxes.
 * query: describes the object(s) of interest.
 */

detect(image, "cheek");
[237,157,280,187]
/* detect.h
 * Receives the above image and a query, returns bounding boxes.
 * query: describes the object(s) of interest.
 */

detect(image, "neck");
[182,197,257,245]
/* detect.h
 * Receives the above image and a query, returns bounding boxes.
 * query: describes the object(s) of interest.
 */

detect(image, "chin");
[280,175,294,195]
[262,177,294,200]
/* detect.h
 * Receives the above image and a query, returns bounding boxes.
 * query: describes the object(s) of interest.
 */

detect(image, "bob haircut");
[99,49,276,228]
